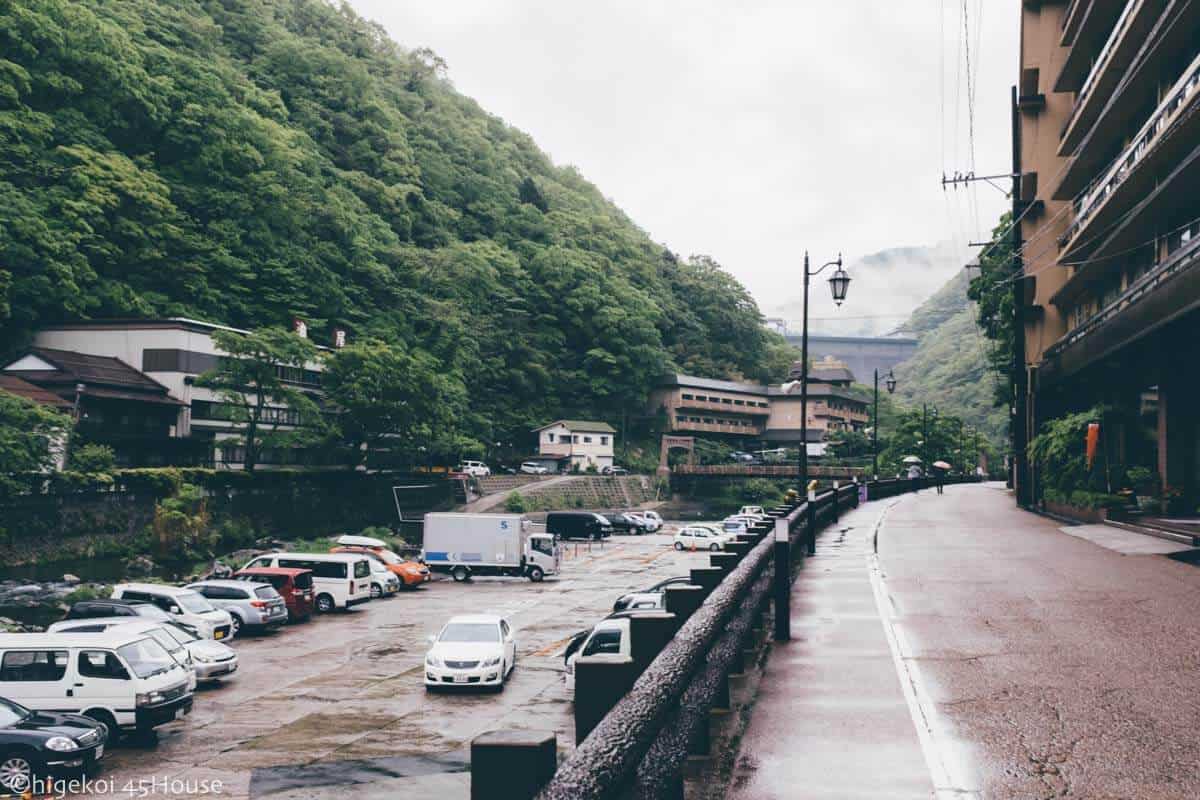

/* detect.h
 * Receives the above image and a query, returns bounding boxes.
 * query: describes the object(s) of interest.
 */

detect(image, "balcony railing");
[1045,233,1200,361]
[1060,51,1200,250]
[1062,0,1139,137]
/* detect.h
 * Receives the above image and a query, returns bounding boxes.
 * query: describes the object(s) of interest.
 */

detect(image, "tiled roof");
[660,374,768,395]
[533,419,617,433]
[17,348,170,392]
[0,375,72,408]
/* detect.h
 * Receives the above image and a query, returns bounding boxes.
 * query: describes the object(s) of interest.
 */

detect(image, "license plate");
[95,745,104,760]
[175,708,185,720]
[214,631,225,639]
[453,675,468,683]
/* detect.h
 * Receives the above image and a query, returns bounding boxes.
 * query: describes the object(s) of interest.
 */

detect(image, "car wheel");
[528,566,545,582]
[710,543,720,551]
[315,593,335,613]
[370,583,382,599]
[0,750,39,794]
[674,542,684,551]
[229,614,243,638]
[452,566,470,582]
[592,532,601,541]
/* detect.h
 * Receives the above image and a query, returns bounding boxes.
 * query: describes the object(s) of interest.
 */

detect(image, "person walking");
[907,463,922,493]
[933,464,946,495]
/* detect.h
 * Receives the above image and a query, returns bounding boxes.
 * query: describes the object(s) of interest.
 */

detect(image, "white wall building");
[534,420,616,471]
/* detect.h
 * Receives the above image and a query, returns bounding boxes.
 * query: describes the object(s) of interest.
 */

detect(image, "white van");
[110,584,234,641]
[241,553,372,613]
[46,619,198,691]
[0,630,193,735]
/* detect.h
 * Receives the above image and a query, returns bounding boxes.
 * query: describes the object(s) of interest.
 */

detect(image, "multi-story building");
[533,420,616,471]
[1015,1,1200,504]
[2,318,328,468]
[647,373,868,444]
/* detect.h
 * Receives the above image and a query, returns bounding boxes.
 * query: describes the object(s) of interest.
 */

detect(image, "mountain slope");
[0,0,776,442]
[890,269,1008,446]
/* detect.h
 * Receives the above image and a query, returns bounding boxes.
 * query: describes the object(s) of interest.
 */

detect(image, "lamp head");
[828,256,850,306]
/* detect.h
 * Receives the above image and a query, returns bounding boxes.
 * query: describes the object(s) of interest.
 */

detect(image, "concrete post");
[689,566,724,595]
[773,517,790,642]
[471,730,557,800]
[628,612,676,673]
[662,584,705,622]
[832,480,840,523]
[573,656,637,743]
[710,552,740,573]
[806,492,817,556]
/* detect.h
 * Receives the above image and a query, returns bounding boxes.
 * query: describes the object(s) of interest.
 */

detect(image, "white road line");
[867,500,980,800]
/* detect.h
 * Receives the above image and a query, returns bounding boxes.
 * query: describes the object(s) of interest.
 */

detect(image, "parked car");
[674,525,730,551]
[232,567,314,623]
[110,584,234,641]
[0,630,192,738]
[563,616,631,691]
[626,511,663,533]
[721,519,749,537]
[424,615,517,691]
[0,695,108,793]
[546,511,612,541]
[519,461,550,475]
[612,575,691,612]
[601,465,629,476]
[738,505,766,517]
[62,600,184,629]
[332,535,432,588]
[364,560,400,598]
[607,512,649,535]
[729,451,755,463]
[184,580,288,637]
[240,553,372,613]
[153,622,238,682]
[47,618,197,691]
[455,460,491,477]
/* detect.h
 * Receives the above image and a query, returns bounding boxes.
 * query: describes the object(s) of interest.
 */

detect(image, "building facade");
[3,319,328,469]
[1015,1,1200,504]
[534,420,616,471]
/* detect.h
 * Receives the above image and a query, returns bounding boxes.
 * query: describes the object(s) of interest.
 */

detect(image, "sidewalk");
[728,481,1200,800]
[727,493,934,800]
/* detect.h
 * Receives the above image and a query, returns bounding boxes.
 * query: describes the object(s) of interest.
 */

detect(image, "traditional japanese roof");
[658,373,768,396]
[3,348,182,405]
[0,375,73,409]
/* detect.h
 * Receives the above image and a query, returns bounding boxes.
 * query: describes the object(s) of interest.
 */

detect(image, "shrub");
[70,444,116,473]
[505,492,527,513]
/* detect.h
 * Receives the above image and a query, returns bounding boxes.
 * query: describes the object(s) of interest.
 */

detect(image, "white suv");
[520,461,550,475]
[111,584,235,641]
[674,526,731,551]
[456,460,491,477]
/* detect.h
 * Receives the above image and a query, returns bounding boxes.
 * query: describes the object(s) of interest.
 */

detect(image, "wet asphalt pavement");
[731,482,1200,800]
[77,532,703,800]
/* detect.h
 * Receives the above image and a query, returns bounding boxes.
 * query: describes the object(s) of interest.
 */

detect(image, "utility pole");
[873,370,880,479]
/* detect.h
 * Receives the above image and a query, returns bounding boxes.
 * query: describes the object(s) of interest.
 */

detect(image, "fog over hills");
[764,240,971,337]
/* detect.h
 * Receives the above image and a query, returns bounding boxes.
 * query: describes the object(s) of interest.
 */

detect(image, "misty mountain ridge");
[765,240,970,337]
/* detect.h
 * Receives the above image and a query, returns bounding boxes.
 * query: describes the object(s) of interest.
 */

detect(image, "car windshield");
[162,622,199,644]
[375,550,402,565]
[132,605,171,622]
[253,585,279,599]
[145,628,183,655]
[439,623,500,643]
[116,638,177,678]
[582,629,623,657]
[176,591,215,614]
[0,697,31,727]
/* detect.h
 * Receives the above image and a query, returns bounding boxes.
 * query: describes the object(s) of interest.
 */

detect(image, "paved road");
[73,533,700,800]
[731,482,1200,799]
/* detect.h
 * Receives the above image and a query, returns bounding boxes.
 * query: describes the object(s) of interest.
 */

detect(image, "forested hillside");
[891,268,1008,448]
[0,0,790,447]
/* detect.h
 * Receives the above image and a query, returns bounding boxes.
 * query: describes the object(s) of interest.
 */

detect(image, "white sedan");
[627,511,663,532]
[425,614,517,691]
[673,526,731,551]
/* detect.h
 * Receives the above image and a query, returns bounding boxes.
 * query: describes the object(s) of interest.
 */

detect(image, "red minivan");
[233,567,315,623]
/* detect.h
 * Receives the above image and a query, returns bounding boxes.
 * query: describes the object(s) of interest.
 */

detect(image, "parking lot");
[77,532,702,799]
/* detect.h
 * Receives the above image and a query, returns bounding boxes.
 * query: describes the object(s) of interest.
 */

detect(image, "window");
[584,436,592,444]
[722,398,733,404]
[734,400,744,406]
[600,436,608,445]
[354,561,371,579]
[253,585,277,600]
[546,433,554,442]
[582,629,623,657]
[0,650,68,682]
[573,435,580,443]
[681,393,694,400]
[695,395,707,402]
[78,650,130,680]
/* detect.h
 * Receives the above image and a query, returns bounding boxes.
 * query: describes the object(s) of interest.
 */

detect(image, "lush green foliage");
[69,442,115,473]
[1027,405,1117,497]
[966,214,1016,409]
[0,389,70,480]
[0,0,777,454]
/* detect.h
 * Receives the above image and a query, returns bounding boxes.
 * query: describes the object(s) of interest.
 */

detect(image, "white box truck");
[422,513,560,582]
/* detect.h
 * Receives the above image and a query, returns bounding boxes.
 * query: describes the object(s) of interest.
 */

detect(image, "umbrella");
[901,455,922,464]
[933,460,952,470]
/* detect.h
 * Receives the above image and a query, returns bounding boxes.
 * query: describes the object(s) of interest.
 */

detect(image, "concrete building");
[534,420,616,471]
[3,318,328,468]
[647,374,868,444]
[780,334,918,381]
[1014,1,1200,504]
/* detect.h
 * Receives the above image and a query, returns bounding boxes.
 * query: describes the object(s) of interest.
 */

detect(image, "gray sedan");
[185,579,288,637]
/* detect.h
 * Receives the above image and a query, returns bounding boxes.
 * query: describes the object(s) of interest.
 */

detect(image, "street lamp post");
[797,251,850,491]
[872,369,897,479]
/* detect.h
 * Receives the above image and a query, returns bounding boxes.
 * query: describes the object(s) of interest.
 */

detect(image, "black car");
[0,696,107,793]
[546,512,612,541]
[63,600,203,638]
[607,513,649,536]
[612,575,692,612]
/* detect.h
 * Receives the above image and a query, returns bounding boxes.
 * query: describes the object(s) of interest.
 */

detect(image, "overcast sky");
[348,1,1017,319]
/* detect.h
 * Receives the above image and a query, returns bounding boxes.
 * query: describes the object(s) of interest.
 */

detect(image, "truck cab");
[525,532,559,581]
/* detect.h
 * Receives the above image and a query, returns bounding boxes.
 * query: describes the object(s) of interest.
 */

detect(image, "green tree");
[967,214,1016,408]
[323,338,468,468]
[194,328,323,472]
[70,443,115,473]
[0,390,72,482]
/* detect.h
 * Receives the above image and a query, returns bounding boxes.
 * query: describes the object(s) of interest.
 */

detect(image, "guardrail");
[469,476,978,800]
[673,464,866,478]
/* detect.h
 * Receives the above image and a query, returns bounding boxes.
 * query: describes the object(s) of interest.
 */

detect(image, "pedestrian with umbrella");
[932,460,952,495]
[903,456,922,493]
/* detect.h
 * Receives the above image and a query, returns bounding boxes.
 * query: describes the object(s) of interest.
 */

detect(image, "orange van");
[331,535,431,588]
